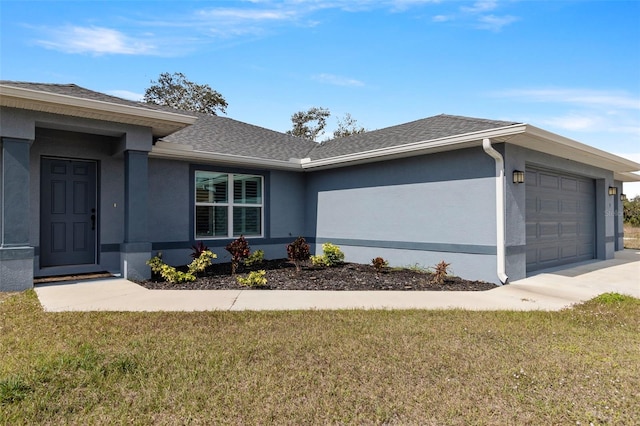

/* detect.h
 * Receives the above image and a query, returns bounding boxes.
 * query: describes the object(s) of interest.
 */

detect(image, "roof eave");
[517,124,640,174]
[0,84,197,137]
[614,172,640,182]
[150,142,303,171]
[301,124,528,170]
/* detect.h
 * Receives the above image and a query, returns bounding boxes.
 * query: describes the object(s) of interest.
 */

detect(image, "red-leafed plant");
[191,241,209,259]
[287,236,310,273]
[371,257,388,274]
[226,235,250,275]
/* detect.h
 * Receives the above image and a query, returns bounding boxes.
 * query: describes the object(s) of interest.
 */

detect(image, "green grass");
[2,290,639,425]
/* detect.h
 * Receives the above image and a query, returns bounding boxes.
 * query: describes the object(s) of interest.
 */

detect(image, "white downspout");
[482,138,509,285]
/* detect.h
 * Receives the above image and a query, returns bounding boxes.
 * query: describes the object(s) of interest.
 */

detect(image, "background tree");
[143,72,228,115]
[286,107,331,141]
[623,195,640,227]
[332,113,367,138]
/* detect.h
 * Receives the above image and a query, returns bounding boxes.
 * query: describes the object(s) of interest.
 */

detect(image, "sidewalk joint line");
[228,290,242,310]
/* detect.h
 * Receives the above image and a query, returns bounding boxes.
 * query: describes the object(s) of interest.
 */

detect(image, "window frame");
[194,170,264,240]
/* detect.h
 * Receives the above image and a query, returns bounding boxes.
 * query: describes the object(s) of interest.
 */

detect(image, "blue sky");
[2,0,640,193]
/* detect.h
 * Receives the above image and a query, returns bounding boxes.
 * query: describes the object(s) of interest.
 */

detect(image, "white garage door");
[526,167,596,272]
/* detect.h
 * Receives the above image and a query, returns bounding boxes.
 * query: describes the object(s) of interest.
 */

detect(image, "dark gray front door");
[40,158,97,267]
[525,167,595,272]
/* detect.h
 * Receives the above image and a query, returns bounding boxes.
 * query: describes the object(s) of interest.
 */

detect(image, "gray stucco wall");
[147,162,307,267]
[305,147,500,283]
[614,180,624,251]
[503,143,617,281]
[0,107,154,278]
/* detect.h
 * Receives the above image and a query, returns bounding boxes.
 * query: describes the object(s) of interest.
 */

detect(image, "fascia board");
[523,125,640,173]
[0,84,197,125]
[301,124,528,170]
[150,145,303,171]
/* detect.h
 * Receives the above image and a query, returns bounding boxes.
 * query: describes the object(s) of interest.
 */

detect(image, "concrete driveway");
[34,250,640,312]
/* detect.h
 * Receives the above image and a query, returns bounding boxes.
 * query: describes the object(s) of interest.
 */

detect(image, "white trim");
[0,85,196,125]
[301,125,529,170]
[151,145,303,170]
[194,171,264,240]
[482,139,508,285]
[615,171,640,182]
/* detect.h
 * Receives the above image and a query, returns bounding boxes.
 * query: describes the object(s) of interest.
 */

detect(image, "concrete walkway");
[34,250,640,312]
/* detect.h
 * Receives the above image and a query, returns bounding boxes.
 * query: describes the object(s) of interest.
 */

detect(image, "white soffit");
[510,125,640,175]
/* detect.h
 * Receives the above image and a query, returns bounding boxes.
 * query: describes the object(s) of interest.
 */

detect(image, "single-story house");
[1,80,639,291]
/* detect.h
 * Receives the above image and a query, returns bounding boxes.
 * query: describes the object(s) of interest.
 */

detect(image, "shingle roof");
[1,81,523,164]
[0,80,169,112]
[307,114,522,160]
[161,114,318,162]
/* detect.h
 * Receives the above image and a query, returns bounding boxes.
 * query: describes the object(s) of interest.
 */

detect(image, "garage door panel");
[540,173,560,189]
[539,246,560,263]
[560,199,578,214]
[578,243,594,257]
[539,222,559,238]
[561,177,578,191]
[526,223,537,239]
[560,244,577,259]
[578,180,593,194]
[526,167,595,272]
[540,198,560,214]
[561,222,578,238]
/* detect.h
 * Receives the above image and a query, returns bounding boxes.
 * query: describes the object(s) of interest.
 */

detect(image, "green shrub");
[188,250,217,274]
[226,236,250,275]
[287,237,310,272]
[309,243,345,267]
[147,254,195,283]
[236,270,267,288]
[244,249,264,267]
[310,255,327,267]
[320,243,345,266]
[147,250,217,284]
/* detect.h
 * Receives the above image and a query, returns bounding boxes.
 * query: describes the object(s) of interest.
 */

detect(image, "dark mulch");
[138,259,496,291]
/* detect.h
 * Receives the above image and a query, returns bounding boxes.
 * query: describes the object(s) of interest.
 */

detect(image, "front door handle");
[91,208,96,231]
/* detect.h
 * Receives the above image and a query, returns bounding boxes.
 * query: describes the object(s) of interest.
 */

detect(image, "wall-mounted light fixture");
[608,186,618,196]
[620,193,627,201]
[512,170,525,184]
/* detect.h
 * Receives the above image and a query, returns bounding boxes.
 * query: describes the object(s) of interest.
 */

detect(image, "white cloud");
[495,88,640,110]
[31,0,510,57]
[461,1,498,14]
[197,7,298,22]
[476,14,519,31]
[106,90,144,101]
[429,0,518,31]
[312,73,365,87]
[37,26,156,55]
[542,113,603,132]
[432,14,451,22]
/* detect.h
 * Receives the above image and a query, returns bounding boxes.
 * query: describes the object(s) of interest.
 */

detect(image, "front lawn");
[1,291,638,424]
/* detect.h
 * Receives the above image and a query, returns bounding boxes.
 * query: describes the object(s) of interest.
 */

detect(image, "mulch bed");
[138,259,496,291]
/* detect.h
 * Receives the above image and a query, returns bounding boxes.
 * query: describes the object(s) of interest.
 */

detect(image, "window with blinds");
[195,171,263,238]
